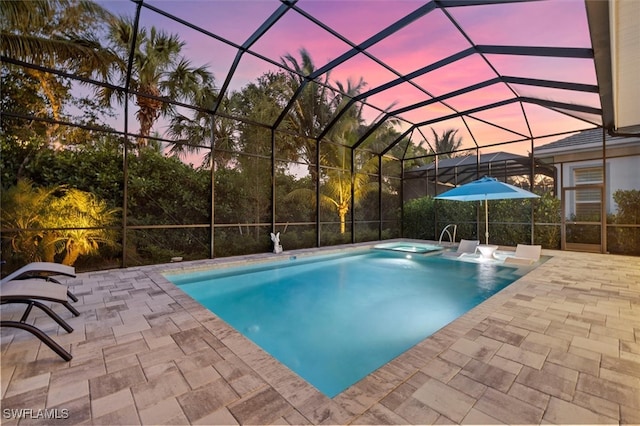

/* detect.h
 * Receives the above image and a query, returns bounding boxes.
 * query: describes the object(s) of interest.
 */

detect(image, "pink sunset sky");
[100,0,601,155]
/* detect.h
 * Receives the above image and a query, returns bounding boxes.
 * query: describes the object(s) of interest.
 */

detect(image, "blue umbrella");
[435,176,539,244]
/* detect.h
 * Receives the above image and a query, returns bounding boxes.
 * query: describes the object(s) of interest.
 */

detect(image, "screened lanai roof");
[134,0,597,155]
[405,151,556,185]
[28,0,636,159]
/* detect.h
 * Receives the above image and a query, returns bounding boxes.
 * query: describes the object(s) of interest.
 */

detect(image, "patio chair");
[1,262,78,302]
[1,278,77,361]
[441,239,480,258]
[504,244,541,265]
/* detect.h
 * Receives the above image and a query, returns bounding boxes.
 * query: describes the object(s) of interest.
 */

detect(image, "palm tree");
[287,142,380,234]
[281,48,333,137]
[45,189,120,266]
[1,0,121,163]
[279,48,335,179]
[1,0,118,79]
[165,86,237,169]
[0,180,59,262]
[284,69,378,234]
[0,180,120,266]
[324,77,367,144]
[101,17,216,148]
[428,128,463,158]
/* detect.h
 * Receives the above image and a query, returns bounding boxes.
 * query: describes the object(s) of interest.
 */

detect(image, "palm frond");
[0,0,53,33]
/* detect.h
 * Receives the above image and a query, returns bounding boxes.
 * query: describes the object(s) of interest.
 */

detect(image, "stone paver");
[412,379,475,423]
[1,244,638,424]
[543,397,618,424]
[474,387,544,424]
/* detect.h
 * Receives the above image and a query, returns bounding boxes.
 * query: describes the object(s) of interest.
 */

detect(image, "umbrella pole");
[485,197,489,244]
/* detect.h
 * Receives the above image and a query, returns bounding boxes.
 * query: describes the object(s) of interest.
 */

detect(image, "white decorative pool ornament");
[270,232,283,254]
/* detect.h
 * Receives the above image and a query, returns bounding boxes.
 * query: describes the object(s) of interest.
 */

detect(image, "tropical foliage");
[608,189,640,255]
[416,128,464,159]
[0,0,118,137]
[101,16,217,148]
[278,50,387,234]
[1,179,120,268]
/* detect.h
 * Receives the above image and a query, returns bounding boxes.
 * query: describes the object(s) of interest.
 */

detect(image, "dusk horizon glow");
[98,0,601,156]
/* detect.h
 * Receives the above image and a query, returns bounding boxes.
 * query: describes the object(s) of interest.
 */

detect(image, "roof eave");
[585,0,614,131]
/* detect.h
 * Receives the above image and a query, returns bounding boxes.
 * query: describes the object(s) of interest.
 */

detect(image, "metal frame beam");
[416,97,601,127]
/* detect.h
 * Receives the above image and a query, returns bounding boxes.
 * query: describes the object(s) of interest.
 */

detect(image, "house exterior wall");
[556,155,640,216]
[536,138,640,217]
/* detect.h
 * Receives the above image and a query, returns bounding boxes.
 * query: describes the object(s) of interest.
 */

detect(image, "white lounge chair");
[504,244,541,265]
[442,239,480,258]
[1,279,77,361]
[1,262,77,302]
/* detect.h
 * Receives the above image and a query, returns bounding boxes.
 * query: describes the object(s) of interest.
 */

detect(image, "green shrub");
[608,189,640,255]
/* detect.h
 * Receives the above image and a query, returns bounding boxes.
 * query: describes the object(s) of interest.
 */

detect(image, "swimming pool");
[165,249,521,397]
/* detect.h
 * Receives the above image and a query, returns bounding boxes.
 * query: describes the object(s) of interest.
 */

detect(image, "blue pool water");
[165,249,520,397]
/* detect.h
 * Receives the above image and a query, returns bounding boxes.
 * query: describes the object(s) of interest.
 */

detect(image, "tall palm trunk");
[17,69,62,179]
[41,232,58,263]
[136,85,163,146]
[338,202,348,234]
[62,241,81,266]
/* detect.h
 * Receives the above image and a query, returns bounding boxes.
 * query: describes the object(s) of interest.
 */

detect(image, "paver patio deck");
[1,243,639,425]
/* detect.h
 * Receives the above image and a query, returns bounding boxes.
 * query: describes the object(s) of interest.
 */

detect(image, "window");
[574,167,602,218]
[575,167,603,184]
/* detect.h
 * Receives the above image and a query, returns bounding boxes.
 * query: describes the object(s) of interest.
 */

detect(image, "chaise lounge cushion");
[1,262,76,284]
[442,239,480,257]
[504,244,541,265]
[1,278,76,361]
[1,262,78,302]
[1,279,69,301]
